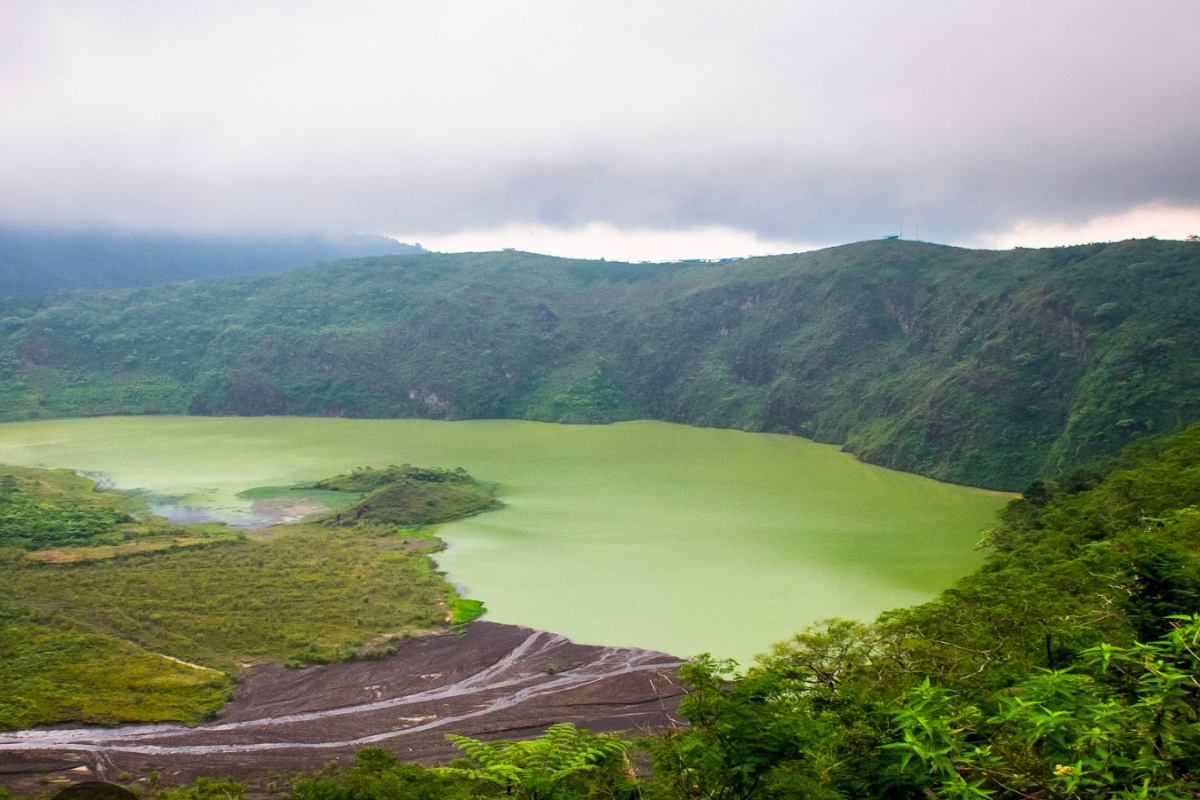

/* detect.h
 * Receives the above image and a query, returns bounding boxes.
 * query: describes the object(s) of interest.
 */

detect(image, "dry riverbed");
[0,622,685,794]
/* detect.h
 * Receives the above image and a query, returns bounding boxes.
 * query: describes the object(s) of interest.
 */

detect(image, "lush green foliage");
[318,465,501,528]
[314,465,472,493]
[0,473,131,550]
[0,466,244,565]
[0,466,229,729]
[438,723,630,800]
[152,777,246,800]
[648,629,917,799]
[889,619,1200,799]
[0,488,126,549]
[448,596,487,625]
[294,748,475,800]
[0,601,228,728]
[3,239,1200,488]
[877,423,1200,688]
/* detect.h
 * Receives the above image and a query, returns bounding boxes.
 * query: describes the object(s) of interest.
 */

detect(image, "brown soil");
[0,623,684,794]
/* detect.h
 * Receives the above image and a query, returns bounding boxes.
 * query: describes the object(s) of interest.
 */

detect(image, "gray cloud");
[1,0,1198,244]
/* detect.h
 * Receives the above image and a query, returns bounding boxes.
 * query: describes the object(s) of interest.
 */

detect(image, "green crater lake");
[0,416,1009,663]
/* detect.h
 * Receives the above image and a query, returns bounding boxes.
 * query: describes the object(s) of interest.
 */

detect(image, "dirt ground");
[0,622,685,794]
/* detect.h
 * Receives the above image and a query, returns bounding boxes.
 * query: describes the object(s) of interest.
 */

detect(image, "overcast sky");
[2,1,1199,260]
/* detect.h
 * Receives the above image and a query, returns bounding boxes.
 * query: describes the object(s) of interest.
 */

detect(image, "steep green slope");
[1,238,1198,489]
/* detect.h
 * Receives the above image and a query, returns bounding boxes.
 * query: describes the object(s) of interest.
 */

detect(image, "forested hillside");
[1,238,1198,489]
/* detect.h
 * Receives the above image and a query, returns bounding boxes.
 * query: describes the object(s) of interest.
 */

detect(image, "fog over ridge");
[1,1,1198,256]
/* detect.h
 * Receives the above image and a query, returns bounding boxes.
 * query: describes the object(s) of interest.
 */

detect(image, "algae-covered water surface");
[0,416,1008,663]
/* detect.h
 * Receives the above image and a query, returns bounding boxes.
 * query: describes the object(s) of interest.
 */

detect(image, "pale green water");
[0,416,1008,664]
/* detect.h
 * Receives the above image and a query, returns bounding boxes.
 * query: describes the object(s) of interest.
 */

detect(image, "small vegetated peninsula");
[316,464,500,528]
[0,464,498,730]
[1,238,1199,490]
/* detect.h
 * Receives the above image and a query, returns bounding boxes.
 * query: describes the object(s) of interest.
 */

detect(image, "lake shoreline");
[0,415,1008,664]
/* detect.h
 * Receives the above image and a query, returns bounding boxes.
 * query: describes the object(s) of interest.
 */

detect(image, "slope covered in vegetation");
[1,239,1197,489]
[0,464,497,729]
[0,467,135,551]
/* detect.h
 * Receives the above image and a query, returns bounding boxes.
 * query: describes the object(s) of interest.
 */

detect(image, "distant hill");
[0,225,423,297]
[1,238,1198,490]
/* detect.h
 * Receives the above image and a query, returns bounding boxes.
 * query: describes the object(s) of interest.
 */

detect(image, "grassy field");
[0,464,499,729]
[3,525,452,669]
[0,601,229,729]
